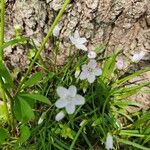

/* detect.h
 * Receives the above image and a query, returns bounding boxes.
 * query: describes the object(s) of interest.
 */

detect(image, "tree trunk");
[4,0,150,108]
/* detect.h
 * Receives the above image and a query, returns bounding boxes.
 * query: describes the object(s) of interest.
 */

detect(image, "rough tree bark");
[4,0,150,109]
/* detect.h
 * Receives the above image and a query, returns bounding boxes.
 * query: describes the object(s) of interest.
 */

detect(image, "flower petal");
[56,86,68,98]
[94,68,102,76]
[82,64,87,70]
[79,71,87,80]
[132,51,145,63]
[76,44,87,51]
[55,111,65,121]
[55,98,67,108]
[74,30,80,39]
[78,37,87,44]
[69,35,76,45]
[116,59,124,70]
[65,104,75,114]
[53,25,60,37]
[87,74,95,83]
[88,59,97,68]
[105,134,113,150]
[68,85,77,97]
[73,94,85,105]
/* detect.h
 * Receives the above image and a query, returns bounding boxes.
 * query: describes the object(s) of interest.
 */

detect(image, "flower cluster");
[53,29,146,123]
[68,30,101,83]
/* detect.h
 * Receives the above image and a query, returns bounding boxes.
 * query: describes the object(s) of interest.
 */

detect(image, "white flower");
[105,134,113,150]
[79,59,102,83]
[132,51,145,63]
[53,25,61,37]
[88,51,97,59]
[69,30,87,51]
[55,85,85,114]
[55,111,65,121]
[116,58,124,70]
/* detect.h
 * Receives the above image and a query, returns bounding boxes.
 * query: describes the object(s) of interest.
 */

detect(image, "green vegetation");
[0,0,150,149]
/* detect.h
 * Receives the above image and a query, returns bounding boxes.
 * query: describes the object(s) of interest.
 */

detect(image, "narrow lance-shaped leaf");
[0,37,28,50]
[100,49,120,83]
[112,68,150,88]
[133,111,150,128]
[118,139,150,150]
[19,93,51,105]
[0,62,14,88]
[23,72,44,88]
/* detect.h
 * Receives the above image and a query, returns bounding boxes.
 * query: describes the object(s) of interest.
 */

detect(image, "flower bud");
[38,112,46,125]
[55,111,65,121]
[53,25,61,37]
[75,67,80,78]
[88,51,97,59]
[105,133,113,150]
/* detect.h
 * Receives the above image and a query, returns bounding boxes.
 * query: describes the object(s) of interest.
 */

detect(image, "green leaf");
[118,139,150,150]
[112,82,150,99]
[17,125,30,144]
[0,103,8,122]
[0,128,9,144]
[114,110,133,122]
[119,130,147,137]
[112,81,150,94]
[0,62,14,88]
[0,37,27,50]
[19,93,51,105]
[94,43,106,54]
[100,49,119,83]
[112,68,150,88]
[134,112,150,128]
[14,97,35,122]
[23,72,44,88]
[113,100,143,108]
[48,72,55,80]
[143,125,150,144]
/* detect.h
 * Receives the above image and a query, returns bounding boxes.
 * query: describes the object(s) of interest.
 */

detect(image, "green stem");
[0,0,5,61]
[31,39,48,70]
[82,133,94,150]
[102,94,110,116]
[0,0,12,127]
[15,0,71,95]
[69,121,88,150]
